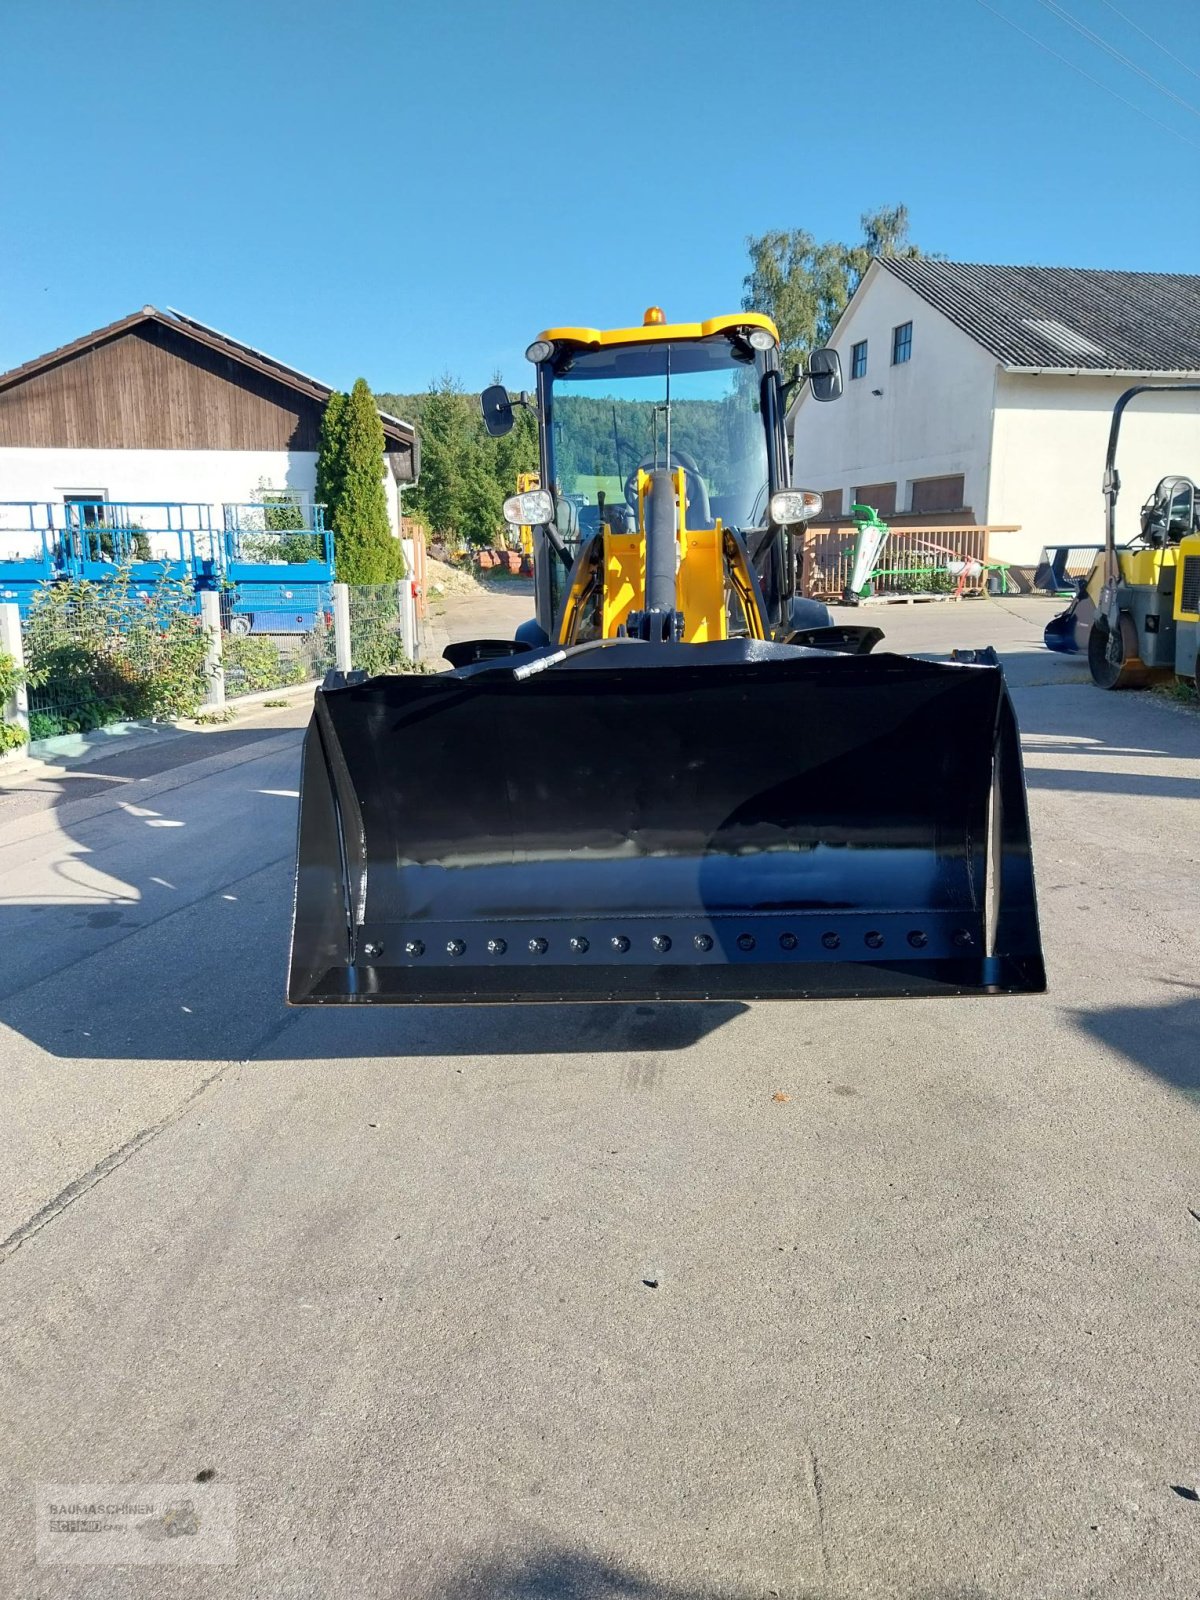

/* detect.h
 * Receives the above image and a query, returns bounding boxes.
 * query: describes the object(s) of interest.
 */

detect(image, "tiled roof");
[880,258,1200,372]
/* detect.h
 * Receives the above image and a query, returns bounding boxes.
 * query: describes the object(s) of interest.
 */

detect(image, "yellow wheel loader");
[289,309,1044,1005]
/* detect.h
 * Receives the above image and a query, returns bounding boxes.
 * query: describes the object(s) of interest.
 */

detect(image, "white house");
[791,259,1200,565]
[0,306,417,547]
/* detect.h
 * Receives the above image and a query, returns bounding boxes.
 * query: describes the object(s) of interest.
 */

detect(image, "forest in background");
[381,207,920,547]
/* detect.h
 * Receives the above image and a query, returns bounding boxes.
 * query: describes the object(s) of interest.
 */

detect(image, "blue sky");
[3,0,1199,398]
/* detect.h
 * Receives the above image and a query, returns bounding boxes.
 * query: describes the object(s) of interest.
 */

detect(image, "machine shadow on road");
[0,718,751,1064]
[422,1544,995,1600]
[1014,691,1200,801]
[1072,983,1200,1098]
[0,861,747,1063]
[0,722,302,803]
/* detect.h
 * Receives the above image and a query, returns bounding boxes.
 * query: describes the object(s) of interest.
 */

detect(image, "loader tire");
[787,597,834,632]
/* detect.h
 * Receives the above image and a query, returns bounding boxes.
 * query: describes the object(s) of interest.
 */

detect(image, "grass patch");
[192,708,238,725]
[1151,678,1198,707]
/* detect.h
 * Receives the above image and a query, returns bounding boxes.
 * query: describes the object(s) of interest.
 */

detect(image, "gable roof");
[0,306,415,445]
[879,258,1200,374]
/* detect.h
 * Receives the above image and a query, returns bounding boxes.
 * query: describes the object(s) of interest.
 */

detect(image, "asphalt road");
[1,595,1198,1599]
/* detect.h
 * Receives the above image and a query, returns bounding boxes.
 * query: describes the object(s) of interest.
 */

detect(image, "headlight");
[502,489,555,526]
[746,326,776,351]
[770,489,823,524]
[525,339,553,364]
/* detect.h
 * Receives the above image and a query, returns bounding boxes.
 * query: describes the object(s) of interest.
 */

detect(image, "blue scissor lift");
[0,500,334,629]
[219,501,333,634]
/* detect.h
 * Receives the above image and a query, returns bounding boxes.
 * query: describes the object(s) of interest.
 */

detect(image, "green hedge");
[24,569,210,736]
[0,650,26,751]
[221,633,307,696]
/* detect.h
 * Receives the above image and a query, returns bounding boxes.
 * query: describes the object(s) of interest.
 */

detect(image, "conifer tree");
[315,391,348,524]
[317,380,404,582]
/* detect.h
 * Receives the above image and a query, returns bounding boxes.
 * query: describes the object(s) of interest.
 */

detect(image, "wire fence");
[220,630,313,699]
[217,583,412,698]
[345,584,412,676]
[21,571,211,739]
[216,560,334,703]
[5,574,423,747]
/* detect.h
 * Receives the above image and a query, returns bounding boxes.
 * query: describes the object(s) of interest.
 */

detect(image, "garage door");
[910,475,965,514]
[851,482,896,517]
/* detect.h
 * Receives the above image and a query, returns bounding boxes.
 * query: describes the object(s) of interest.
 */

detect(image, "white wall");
[988,373,1200,556]
[0,445,403,558]
[0,445,319,510]
[791,262,997,524]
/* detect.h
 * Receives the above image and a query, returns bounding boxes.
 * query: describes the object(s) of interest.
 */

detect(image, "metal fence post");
[0,602,30,740]
[333,583,352,673]
[400,537,421,662]
[199,590,226,709]
[398,577,415,663]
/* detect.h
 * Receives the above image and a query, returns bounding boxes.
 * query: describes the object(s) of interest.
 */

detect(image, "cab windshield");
[545,335,770,536]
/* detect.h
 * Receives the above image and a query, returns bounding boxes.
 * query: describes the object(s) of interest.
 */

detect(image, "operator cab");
[481,310,843,646]
[1140,476,1199,546]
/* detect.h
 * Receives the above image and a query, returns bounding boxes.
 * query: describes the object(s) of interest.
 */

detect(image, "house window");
[62,492,110,561]
[910,475,965,515]
[892,322,912,365]
[62,492,108,526]
[851,482,897,518]
[851,340,868,380]
[820,489,843,518]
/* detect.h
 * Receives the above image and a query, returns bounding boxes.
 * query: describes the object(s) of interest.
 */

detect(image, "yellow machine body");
[1120,544,1178,591]
[1071,534,1196,686]
[1080,544,1179,609]
[1173,533,1200,622]
[558,468,764,646]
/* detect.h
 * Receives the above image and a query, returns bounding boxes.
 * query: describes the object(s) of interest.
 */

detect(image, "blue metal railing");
[0,499,336,629]
[220,501,331,564]
[61,501,220,591]
[0,504,67,606]
[1,503,80,610]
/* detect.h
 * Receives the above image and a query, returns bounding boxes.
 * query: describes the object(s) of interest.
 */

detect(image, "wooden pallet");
[856,593,955,605]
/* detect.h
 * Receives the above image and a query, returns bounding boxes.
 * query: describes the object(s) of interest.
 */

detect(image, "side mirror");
[480,384,515,438]
[808,348,843,403]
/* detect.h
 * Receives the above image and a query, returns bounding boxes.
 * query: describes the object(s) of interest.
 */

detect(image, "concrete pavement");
[0,595,1198,1598]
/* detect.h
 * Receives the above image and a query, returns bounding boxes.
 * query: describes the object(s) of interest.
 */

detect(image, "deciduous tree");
[743,205,922,373]
[397,375,537,548]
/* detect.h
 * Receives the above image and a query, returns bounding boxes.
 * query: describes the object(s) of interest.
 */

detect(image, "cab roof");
[535,311,779,350]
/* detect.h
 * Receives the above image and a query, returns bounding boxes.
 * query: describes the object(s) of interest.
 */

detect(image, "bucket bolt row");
[377,927,976,960]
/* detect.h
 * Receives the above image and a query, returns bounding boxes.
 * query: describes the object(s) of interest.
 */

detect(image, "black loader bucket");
[288,641,1044,1005]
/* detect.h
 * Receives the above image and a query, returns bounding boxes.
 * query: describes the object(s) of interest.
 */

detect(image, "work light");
[770,489,823,524]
